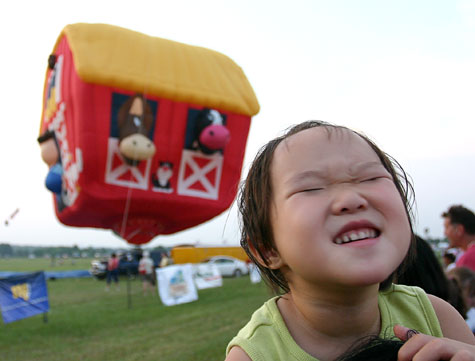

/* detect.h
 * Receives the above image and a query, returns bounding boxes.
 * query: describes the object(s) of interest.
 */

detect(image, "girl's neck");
[277,283,381,360]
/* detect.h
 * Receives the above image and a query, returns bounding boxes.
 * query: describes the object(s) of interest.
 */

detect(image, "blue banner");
[0,270,91,279]
[0,271,49,324]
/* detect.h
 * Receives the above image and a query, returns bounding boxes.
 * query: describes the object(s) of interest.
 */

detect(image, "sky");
[1,0,474,250]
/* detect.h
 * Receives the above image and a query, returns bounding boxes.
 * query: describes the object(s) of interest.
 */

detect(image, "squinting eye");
[362,177,381,182]
[300,188,323,193]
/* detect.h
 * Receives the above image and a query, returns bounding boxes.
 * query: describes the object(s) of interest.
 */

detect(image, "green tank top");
[226,284,443,361]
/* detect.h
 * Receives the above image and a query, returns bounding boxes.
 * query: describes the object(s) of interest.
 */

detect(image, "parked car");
[90,258,108,279]
[202,256,249,277]
[90,250,163,280]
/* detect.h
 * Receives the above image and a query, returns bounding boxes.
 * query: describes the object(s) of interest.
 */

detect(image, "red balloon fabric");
[39,24,258,245]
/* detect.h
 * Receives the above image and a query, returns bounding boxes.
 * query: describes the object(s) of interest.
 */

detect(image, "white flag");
[193,263,223,289]
[156,264,198,306]
[249,264,262,284]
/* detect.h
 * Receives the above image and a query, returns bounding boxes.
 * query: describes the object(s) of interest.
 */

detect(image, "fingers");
[451,350,475,361]
[394,324,475,361]
[394,324,417,342]
[399,337,456,361]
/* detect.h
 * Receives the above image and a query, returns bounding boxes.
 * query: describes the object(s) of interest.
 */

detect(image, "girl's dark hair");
[396,235,467,318]
[335,336,404,361]
[239,121,416,294]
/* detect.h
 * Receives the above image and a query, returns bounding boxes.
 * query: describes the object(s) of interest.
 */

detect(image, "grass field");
[1,257,94,272]
[0,259,272,361]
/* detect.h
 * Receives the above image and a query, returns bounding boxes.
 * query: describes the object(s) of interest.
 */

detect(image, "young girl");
[225,121,475,361]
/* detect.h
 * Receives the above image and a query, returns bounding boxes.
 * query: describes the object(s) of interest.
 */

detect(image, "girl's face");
[268,127,411,290]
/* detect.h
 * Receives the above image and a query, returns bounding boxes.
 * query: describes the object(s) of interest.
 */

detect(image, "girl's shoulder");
[428,294,475,344]
[380,284,474,343]
[226,296,318,361]
[226,296,282,348]
[379,284,442,337]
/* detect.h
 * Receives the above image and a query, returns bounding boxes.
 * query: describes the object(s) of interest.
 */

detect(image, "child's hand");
[394,324,475,360]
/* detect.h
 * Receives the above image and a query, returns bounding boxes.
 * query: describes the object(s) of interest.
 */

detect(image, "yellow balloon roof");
[52,23,260,116]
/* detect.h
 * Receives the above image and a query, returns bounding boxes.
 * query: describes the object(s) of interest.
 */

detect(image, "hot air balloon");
[38,23,259,245]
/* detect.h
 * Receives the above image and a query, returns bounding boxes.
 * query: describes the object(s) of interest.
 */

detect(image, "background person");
[448,267,475,333]
[442,205,475,271]
[106,252,119,291]
[106,253,119,291]
[443,249,457,271]
[138,250,155,296]
[159,251,172,267]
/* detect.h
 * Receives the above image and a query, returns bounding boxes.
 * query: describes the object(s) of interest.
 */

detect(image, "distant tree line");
[0,244,170,258]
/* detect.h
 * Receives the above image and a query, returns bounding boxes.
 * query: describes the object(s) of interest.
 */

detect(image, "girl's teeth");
[335,229,377,244]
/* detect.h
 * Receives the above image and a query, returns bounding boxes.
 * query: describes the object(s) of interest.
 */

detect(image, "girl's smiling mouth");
[334,228,379,244]
[333,221,381,245]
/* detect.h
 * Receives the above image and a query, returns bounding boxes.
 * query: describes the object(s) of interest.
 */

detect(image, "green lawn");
[0,260,271,361]
[0,257,94,272]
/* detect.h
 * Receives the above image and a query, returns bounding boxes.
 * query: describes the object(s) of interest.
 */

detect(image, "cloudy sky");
[1,0,474,249]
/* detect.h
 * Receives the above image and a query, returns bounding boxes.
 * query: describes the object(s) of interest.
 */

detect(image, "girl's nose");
[331,188,368,215]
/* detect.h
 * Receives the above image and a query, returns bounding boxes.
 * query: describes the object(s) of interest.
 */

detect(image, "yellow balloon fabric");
[53,23,260,117]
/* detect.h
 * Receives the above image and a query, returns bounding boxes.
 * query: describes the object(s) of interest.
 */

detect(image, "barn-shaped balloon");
[38,23,259,245]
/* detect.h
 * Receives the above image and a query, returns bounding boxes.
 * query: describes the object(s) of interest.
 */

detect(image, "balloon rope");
[120,185,133,239]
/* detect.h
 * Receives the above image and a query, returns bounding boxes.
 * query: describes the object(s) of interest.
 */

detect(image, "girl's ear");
[248,239,284,270]
[266,250,285,270]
